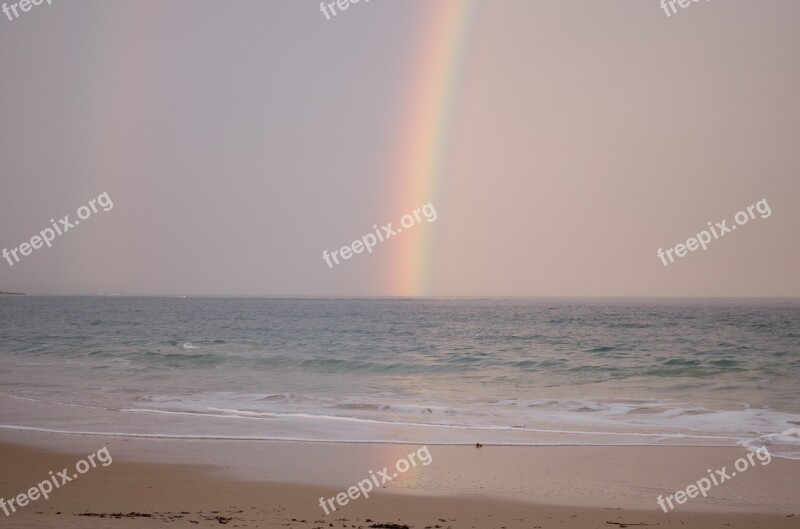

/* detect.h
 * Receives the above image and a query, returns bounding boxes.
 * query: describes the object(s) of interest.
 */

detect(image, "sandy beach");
[1,429,798,529]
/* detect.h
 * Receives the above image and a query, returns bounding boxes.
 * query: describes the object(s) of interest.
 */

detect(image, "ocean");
[1,297,798,458]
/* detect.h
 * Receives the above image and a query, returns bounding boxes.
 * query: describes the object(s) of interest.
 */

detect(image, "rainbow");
[387,0,479,297]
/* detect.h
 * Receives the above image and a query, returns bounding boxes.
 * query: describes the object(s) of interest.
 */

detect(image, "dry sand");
[0,429,798,528]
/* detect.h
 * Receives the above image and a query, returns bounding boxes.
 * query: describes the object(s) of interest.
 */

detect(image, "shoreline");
[4,395,796,458]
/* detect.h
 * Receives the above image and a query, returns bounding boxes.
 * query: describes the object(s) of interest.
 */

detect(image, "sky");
[1,0,798,297]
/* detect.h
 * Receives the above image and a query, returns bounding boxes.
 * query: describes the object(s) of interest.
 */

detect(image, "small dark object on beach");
[369,524,410,529]
[476,442,483,448]
[78,512,154,519]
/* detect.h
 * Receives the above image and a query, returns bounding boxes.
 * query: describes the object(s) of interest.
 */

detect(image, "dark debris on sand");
[78,512,154,519]
[75,510,240,524]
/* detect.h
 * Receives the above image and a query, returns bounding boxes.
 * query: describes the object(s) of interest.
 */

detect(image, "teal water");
[0,297,798,457]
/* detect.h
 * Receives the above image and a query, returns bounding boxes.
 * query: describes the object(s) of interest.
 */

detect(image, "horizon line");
[2,294,799,301]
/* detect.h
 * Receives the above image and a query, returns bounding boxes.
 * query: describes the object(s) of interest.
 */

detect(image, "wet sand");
[1,429,798,528]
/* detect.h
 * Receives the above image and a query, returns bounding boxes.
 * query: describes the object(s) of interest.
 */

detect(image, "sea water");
[1,297,798,458]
